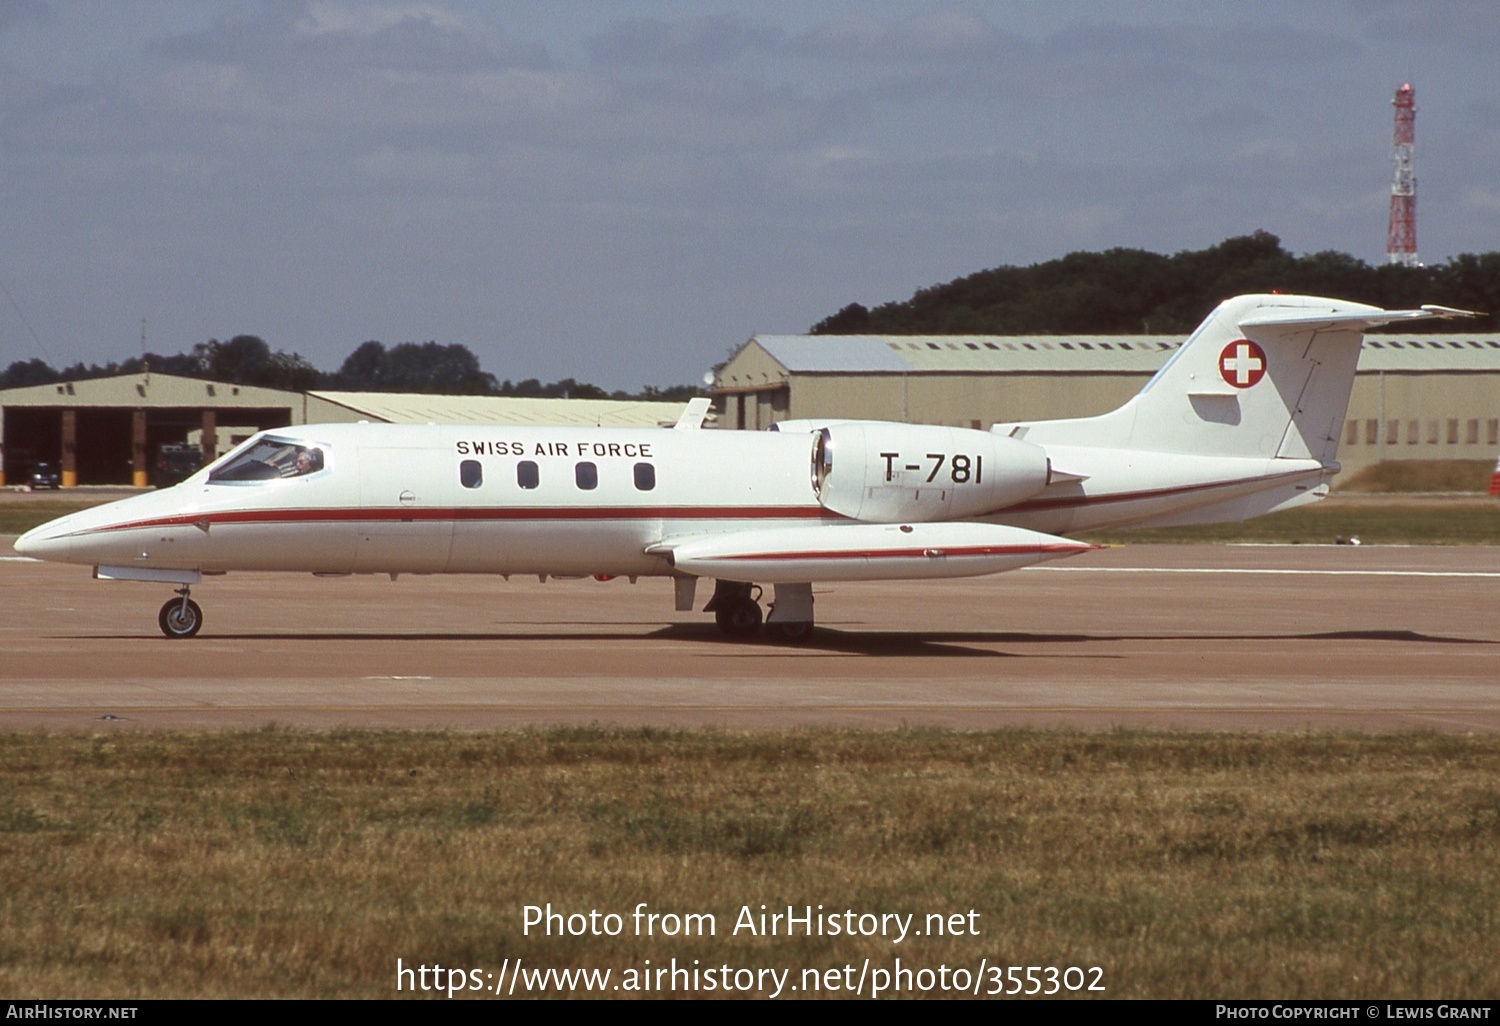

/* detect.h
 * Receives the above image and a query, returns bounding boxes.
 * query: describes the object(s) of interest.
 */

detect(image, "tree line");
[811,231,1500,336]
[10,232,1495,394]
[0,335,703,402]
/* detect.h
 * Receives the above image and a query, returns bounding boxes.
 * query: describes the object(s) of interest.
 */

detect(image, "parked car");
[29,462,60,490]
[154,444,204,488]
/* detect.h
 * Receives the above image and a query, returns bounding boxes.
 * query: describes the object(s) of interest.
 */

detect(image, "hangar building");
[713,332,1500,473]
[0,373,691,487]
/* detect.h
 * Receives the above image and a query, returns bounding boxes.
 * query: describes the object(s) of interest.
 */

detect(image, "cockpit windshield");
[207,437,327,483]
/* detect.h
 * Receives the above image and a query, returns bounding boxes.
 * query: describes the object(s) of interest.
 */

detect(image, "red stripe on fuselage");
[87,505,834,535]
[77,469,1316,538]
[1006,469,1315,513]
[715,544,1094,561]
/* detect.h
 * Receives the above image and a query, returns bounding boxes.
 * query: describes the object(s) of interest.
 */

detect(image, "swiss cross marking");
[1219,339,1267,388]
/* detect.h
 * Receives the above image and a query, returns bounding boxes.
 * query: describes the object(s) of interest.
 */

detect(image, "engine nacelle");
[811,422,1050,523]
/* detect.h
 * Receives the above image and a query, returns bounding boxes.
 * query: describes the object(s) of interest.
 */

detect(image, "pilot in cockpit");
[210,439,327,483]
[289,447,324,476]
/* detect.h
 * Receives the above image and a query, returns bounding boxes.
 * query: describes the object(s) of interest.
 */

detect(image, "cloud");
[588,14,780,68]
[1464,187,1500,213]
[1044,18,1359,68]
[1347,0,1500,49]
[789,10,1022,64]
[152,0,551,76]
[1,3,1496,388]
[0,0,50,34]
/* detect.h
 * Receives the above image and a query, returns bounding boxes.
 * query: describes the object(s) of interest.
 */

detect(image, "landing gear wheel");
[158,597,203,638]
[715,597,763,637]
[769,621,815,644]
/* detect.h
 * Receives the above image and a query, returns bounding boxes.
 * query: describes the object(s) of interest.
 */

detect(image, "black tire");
[769,621,815,643]
[158,597,203,638]
[714,597,762,637]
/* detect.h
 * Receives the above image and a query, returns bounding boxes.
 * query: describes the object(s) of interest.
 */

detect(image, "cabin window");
[459,460,482,489]
[517,461,539,489]
[575,461,598,490]
[208,437,326,483]
[634,462,655,491]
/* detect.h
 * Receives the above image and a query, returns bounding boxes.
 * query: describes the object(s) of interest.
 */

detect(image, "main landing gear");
[705,580,814,643]
[712,583,763,636]
[158,585,203,639]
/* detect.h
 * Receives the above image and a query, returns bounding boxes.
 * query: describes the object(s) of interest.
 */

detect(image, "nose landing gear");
[158,586,203,638]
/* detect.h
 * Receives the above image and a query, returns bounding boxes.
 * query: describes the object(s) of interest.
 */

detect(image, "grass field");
[1,729,1496,999]
[0,499,103,536]
[1334,459,1495,494]
[1077,501,1500,546]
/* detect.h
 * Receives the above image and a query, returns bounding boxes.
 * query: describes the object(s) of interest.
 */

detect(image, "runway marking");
[0,556,38,562]
[1028,567,1500,578]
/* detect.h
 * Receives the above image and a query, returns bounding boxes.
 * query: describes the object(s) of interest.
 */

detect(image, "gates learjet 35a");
[15,294,1474,640]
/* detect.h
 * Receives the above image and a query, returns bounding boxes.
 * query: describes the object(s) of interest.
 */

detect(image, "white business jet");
[15,294,1473,640]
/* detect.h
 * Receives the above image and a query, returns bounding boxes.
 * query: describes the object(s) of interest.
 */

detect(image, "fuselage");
[15,418,1327,581]
[17,423,829,577]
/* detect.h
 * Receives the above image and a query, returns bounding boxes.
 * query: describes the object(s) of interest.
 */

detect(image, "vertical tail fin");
[1006,294,1472,463]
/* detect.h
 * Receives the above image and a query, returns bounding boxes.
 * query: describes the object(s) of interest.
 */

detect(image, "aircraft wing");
[650,522,1097,583]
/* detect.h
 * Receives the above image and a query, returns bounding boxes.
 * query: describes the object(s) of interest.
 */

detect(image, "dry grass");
[0,499,105,536]
[1334,460,1496,494]
[1081,502,1500,546]
[0,729,1496,999]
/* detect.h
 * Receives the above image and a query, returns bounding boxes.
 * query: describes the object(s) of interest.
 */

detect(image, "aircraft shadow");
[84,627,1055,657]
[711,627,1491,656]
[81,627,1492,654]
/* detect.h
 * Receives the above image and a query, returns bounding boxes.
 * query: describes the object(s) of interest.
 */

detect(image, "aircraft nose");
[14,521,71,561]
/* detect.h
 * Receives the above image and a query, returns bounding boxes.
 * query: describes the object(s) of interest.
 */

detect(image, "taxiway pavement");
[3,539,1496,732]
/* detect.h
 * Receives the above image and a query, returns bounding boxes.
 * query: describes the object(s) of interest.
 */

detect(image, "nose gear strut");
[158,585,203,638]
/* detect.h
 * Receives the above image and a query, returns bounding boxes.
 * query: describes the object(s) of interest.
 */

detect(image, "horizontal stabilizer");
[652,522,1097,583]
[1237,305,1477,331]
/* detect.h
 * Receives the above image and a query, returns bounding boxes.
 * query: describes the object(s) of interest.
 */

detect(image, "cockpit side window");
[207,438,328,484]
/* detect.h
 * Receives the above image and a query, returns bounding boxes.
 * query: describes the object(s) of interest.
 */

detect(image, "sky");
[1,1,1497,390]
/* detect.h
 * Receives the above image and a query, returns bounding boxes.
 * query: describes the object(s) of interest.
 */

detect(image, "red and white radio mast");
[1386,83,1417,267]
